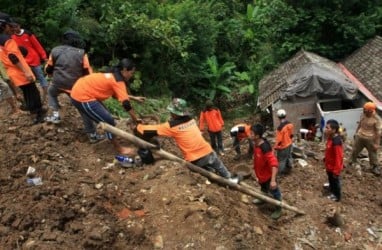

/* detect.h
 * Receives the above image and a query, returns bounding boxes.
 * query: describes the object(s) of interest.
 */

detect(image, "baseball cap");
[0,12,17,25]
[167,98,191,116]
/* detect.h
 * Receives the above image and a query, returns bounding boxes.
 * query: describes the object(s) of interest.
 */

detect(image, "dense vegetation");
[1,0,381,110]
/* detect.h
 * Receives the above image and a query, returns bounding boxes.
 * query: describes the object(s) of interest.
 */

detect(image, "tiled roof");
[342,36,382,102]
[258,50,343,110]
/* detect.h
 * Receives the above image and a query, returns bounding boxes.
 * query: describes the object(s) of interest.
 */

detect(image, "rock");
[153,235,163,249]
[253,226,263,235]
[207,206,222,219]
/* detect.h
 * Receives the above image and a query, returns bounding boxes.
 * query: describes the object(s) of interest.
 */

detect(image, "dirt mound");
[0,98,381,249]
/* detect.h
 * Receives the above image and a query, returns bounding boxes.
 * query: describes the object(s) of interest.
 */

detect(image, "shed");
[258,50,363,138]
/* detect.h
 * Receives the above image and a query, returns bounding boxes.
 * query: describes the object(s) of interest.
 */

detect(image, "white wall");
[317,104,362,138]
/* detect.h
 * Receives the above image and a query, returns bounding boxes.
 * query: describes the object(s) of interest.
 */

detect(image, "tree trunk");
[98,122,305,215]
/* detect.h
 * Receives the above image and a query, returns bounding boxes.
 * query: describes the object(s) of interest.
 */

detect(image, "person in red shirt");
[250,123,282,220]
[230,123,254,160]
[0,12,45,124]
[199,100,225,155]
[324,119,343,202]
[70,58,143,154]
[274,109,294,176]
[11,23,48,102]
[135,98,239,183]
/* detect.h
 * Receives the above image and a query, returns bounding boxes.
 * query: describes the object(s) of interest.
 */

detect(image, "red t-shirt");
[253,139,279,183]
[324,135,343,176]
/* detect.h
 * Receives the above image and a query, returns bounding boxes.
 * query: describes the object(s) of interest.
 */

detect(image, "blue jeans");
[208,131,224,152]
[192,151,231,178]
[276,144,293,174]
[259,179,282,201]
[71,99,115,139]
[31,65,48,88]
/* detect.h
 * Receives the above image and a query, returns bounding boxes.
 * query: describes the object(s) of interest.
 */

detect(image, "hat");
[251,123,265,137]
[0,12,17,25]
[277,109,286,118]
[363,102,376,111]
[167,98,191,116]
[63,29,81,39]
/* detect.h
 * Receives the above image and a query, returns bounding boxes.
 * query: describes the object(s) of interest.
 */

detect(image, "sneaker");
[327,194,339,202]
[45,115,61,124]
[228,176,240,184]
[323,183,330,188]
[270,207,282,220]
[88,133,106,144]
[32,114,45,125]
[372,166,381,176]
[252,198,265,205]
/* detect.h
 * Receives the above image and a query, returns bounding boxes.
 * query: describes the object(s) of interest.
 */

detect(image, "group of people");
[1,12,380,220]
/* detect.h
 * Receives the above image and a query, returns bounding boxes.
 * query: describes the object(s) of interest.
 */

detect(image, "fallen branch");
[98,122,305,215]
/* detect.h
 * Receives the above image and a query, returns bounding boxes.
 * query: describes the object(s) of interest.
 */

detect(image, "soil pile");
[0,97,381,249]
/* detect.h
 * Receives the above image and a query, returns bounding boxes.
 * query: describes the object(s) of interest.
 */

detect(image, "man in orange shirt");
[0,12,45,124]
[135,98,239,183]
[199,100,225,155]
[274,109,294,176]
[71,58,143,154]
[230,123,254,160]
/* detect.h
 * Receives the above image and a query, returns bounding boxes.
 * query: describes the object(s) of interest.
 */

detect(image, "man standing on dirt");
[11,22,49,102]
[0,12,45,124]
[250,123,282,220]
[274,109,294,176]
[135,98,239,184]
[71,58,143,154]
[350,102,381,176]
[199,99,225,155]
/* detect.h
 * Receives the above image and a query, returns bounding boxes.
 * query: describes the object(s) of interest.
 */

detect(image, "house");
[258,50,365,138]
[340,36,382,112]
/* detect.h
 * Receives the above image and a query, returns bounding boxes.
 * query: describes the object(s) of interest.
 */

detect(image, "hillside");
[0,96,381,250]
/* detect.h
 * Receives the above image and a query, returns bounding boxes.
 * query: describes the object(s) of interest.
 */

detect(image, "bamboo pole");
[98,122,305,215]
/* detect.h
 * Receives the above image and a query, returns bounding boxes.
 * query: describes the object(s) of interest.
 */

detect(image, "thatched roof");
[342,36,382,103]
[258,50,349,110]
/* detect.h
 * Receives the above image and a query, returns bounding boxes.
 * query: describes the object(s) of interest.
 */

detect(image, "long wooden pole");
[98,122,305,215]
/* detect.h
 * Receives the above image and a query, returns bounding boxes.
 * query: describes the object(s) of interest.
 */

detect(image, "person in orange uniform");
[0,12,44,124]
[274,109,294,176]
[135,98,239,183]
[230,123,254,160]
[70,58,143,154]
[11,22,49,101]
[199,100,225,155]
[350,102,381,176]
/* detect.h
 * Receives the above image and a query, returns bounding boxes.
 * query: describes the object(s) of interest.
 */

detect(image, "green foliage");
[103,97,172,122]
[1,0,381,113]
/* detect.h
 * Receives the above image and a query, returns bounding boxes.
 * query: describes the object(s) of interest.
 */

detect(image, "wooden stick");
[98,122,305,215]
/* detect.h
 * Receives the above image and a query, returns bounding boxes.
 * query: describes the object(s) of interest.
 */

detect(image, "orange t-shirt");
[232,123,251,141]
[199,108,224,132]
[0,38,35,86]
[70,73,129,103]
[274,121,294,149]
[137,119,213,161]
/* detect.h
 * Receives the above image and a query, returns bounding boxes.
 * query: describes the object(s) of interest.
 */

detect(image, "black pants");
[19,82,43,115]
[327,171,341,200]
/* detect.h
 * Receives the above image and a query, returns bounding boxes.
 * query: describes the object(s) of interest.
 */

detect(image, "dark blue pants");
[260,179,282,201]
[208,131,223,152]
[71,99,115,139]
[327,171,341,200]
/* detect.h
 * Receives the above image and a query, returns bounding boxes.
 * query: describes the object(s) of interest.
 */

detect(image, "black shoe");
[372,166,381,176]
[32,115,44,125]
